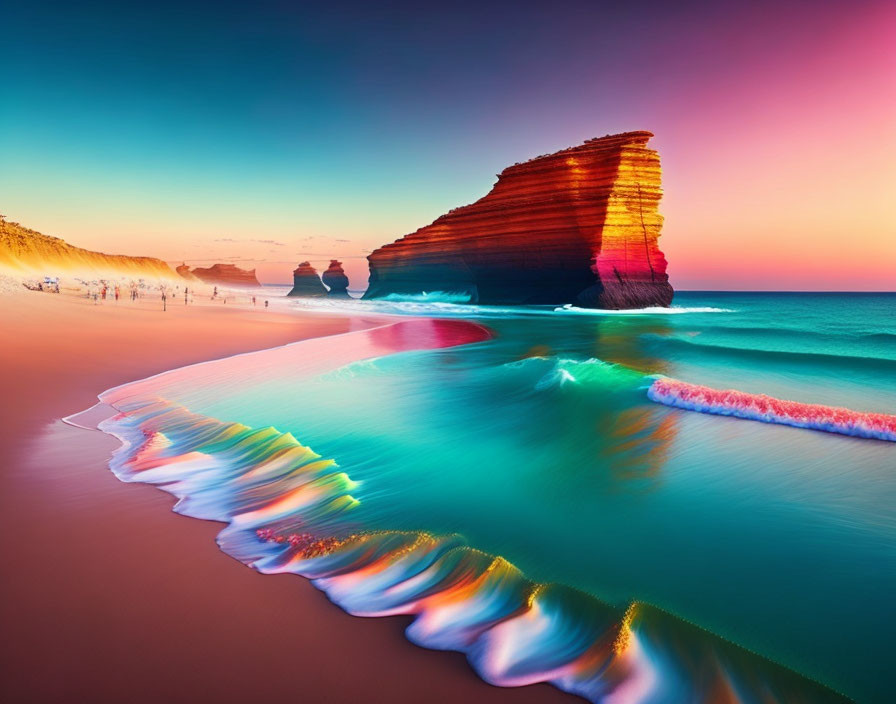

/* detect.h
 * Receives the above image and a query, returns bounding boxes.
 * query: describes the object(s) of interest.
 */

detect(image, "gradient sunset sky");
[2,0,893,290]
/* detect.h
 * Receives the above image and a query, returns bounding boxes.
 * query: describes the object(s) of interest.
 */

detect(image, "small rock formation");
[176,263,199,282]
[364,131,673,309]
[0,217,177,279]
[321,260,350,296]
[288,261,327,297]
[190,263,260,287]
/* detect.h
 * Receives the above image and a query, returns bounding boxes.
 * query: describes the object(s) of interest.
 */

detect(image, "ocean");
[95,292,895,703]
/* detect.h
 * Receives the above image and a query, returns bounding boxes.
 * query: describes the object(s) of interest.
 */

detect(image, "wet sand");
[0,290,574,703]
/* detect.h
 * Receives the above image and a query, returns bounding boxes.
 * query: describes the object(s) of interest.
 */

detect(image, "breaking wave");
[648,377,896,442]
[505,356,649,393]
[516,356,896,443]
[96,398,845,703]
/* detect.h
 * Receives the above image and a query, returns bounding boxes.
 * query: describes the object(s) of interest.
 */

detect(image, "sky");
[1,0,894,290]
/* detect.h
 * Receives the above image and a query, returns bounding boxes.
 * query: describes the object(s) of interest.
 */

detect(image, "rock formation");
[364,131,673,309]
[176,263,199,282]
[0,217,176,280]
[190,263,260,287]
[321,260,350,296]
[287,261,327,297]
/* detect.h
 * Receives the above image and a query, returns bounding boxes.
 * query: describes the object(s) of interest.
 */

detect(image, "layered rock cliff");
[364,131,673,309]
[0,218,176,280]
[189,263,260,287]
[287,261,327,297]
[321,260,350,296]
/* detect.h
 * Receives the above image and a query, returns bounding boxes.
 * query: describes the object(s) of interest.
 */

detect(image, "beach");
[0,288,573,704]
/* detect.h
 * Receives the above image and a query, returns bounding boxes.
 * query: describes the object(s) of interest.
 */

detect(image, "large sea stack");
[364,131,673,309]
[321,259,350,296]
[288,261,327,297]
[190,263,260,287]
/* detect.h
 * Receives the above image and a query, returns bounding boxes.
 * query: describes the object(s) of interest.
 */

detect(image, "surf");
[97,397,847,703]
[647,377,896,442]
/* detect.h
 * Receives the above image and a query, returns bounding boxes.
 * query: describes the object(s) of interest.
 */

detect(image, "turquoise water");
[102,293,895,702]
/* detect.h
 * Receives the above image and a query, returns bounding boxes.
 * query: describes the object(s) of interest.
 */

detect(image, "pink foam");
[648,377,896,442]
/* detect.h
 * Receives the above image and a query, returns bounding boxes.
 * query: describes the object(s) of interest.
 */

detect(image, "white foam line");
[61,402,114,430]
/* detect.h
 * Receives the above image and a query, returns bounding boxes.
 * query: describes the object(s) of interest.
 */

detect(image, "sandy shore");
[0,289,573,703]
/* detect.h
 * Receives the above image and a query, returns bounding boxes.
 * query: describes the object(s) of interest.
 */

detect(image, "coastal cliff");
[364,131,673,309]
[321,260,350,296]
[0,218,176,280]
[190,263,260,287]
[287,261,327,297]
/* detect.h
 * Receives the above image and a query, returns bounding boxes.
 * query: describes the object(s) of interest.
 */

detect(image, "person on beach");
[114,286,120,301]
[265,300,269,308]
[252,296,256,306]
[184,287,189,305]
[213,286,218,299]
[162,290,167,311]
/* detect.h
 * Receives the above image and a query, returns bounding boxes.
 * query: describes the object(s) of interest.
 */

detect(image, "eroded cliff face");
[190,263,260,287]
[321,260,350,296]
[287,261,327,297]
[364,131,673,309]
[0,218,177,280]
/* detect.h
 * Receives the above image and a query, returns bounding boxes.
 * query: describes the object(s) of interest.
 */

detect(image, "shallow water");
[96,293,895,702]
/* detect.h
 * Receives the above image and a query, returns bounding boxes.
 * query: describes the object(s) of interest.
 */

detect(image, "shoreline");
[0,289,573,703]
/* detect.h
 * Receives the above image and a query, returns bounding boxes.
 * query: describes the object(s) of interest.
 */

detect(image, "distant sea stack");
[0,217,177,280]
[364,131,673,309]
[288,261,327,297]
[321,260,350,296]
[190,263,260,287]
[176,263,199,282]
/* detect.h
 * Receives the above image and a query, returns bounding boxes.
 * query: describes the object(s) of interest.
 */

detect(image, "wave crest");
[96,397,846,703]
[648,377,896,442]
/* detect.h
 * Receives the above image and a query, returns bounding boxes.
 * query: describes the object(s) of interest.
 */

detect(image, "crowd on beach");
[81,278,166,302]
[15,272,273,312]
[21,276,60,293]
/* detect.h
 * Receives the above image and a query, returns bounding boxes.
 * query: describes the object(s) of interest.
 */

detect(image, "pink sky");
[657,0,896,290]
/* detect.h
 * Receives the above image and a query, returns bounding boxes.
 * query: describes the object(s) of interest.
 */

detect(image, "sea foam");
[554,304,734,315]
[283,296,734,319]
[648,377,896,442]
